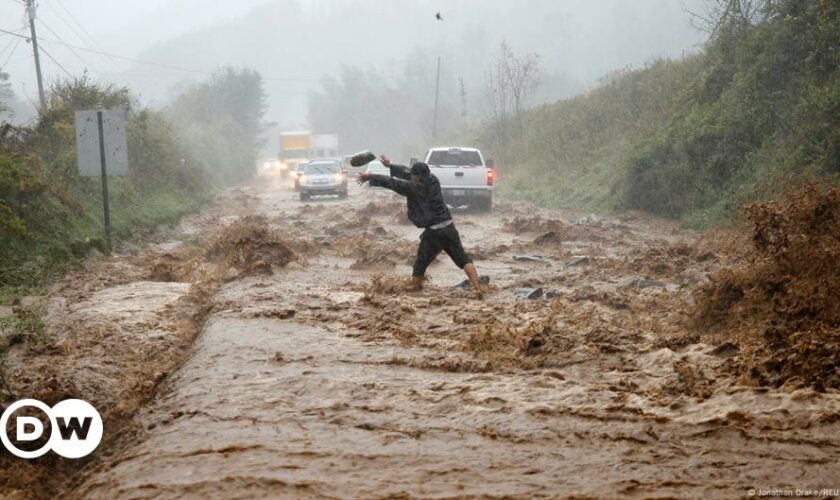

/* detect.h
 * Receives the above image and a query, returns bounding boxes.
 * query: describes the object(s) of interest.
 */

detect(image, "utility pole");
[432,55,441,140]
[26,0,46,110]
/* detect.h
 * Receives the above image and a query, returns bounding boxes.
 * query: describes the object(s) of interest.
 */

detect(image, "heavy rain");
[1,1,839,498]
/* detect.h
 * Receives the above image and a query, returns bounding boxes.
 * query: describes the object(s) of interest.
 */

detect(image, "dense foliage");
[486,0,840,225]
[167,67,267,184]
[0,68,266,296]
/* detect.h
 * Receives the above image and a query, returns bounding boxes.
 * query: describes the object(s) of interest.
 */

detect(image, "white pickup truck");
[422,146,495,211]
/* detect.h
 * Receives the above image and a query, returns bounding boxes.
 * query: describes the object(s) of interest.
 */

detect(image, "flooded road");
[63,181,840,498]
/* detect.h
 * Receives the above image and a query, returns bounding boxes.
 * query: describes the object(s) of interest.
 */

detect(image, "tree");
[167,67,267,184]
[0,72,12,117]
[686,0,770,39]
[308,50,458,156]
[484,40,540,146]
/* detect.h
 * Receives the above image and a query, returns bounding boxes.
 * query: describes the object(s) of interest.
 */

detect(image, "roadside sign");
[74,109,129,249]
[75,109,128,177]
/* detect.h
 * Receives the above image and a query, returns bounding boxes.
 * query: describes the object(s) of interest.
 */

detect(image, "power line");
[37,18,91,68]
[54,0,123,71]
[1,23,29,68]
[0,24,27,46]
[39,37,295,81]
[7,21,425,86]
[0,26,30,40]
[40,0,102,63]
[34,35,214,76]
[8,16,417,85]
[0,34,19,59]
[4,28,416,92]
[38,42,73,78]
[52,0,101,44]
[1,38,22,68]
[42,0,122,72]
[16,32,399,84]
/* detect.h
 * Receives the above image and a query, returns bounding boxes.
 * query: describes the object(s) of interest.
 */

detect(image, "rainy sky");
[1,0,706,126]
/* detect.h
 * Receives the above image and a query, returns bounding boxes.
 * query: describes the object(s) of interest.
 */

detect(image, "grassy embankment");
[484,1,839,227]
[0,69,265,362]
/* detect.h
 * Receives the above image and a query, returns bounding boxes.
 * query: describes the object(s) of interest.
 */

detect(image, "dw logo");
[0,399,103,459]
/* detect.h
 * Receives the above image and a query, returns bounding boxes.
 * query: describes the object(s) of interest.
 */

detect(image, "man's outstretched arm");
[357,171,415,197]
[379,154,410,180]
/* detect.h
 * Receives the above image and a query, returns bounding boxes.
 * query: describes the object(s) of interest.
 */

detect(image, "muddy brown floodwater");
[54,181,839,498]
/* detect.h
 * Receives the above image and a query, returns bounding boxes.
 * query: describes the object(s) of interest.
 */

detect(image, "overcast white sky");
[1,0,706,126]
[1,0,265,100]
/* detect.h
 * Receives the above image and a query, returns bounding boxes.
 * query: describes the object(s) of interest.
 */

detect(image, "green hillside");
[0,69,265,298]
[486,0,839,226]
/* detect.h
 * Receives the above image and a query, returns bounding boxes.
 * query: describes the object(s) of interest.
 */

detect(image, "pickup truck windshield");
[428,150,482,167]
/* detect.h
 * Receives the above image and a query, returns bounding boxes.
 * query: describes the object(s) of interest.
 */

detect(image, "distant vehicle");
[278,132,340,174]
[424,147,495,211]
[309,134,339,159]
[342,154,353,172]
[364,160,391,177]
[299,160,347,201]
[292,161,309,190]
[279,131,310,176]
[260,159,285,176]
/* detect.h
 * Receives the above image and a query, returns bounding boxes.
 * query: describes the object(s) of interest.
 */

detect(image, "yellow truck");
[272,131,340,184]
[269,131,312,176]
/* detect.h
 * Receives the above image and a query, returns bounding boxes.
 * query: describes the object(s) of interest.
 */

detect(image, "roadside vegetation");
[0,67,266,355]
[481,0,839,226]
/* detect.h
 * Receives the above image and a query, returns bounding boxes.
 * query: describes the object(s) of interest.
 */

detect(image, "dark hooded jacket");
[369,164,452,228]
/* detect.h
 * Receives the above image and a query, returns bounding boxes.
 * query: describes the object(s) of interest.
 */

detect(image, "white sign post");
[75,109,128,248]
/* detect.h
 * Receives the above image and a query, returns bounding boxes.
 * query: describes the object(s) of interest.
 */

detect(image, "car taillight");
[486,168,496,186]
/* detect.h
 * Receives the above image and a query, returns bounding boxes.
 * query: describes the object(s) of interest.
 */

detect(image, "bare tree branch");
[484,39,540,146]
[684,0,770,39]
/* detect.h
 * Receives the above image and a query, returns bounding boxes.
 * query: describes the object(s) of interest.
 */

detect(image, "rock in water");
[514,287,543,299]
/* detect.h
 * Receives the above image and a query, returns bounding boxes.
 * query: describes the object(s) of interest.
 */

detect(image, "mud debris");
[0,189,267,498]
[533,231,563,246]
[618,276,664,289]
[6,182,840,500]
[503,215,566,235]
[695,183,840,390]
[357,200,404,218]
[206,215,296,276]
[365,273,423,295]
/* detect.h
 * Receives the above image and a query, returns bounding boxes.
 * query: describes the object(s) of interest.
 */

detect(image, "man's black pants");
[412,223,472,277]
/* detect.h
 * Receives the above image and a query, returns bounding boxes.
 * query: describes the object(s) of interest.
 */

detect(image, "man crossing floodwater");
[356,154,484,293]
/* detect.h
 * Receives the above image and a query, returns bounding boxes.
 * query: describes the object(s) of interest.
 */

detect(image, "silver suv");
[299,160,348,201]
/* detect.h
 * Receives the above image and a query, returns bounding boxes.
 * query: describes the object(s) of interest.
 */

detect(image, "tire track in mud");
[60,182,840,498]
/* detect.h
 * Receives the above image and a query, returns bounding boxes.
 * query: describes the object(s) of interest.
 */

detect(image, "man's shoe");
[406,277,425,291]
[453,275,490,289]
